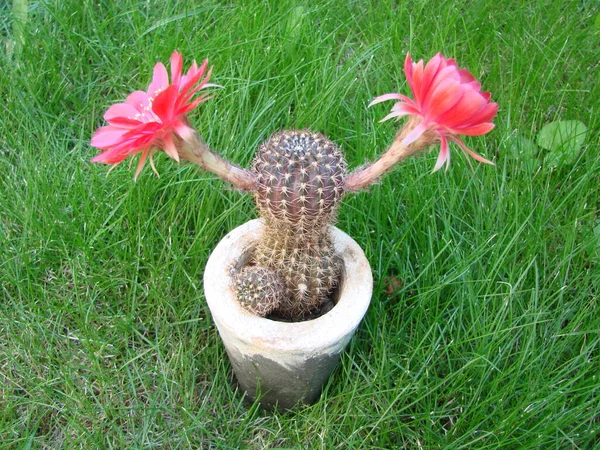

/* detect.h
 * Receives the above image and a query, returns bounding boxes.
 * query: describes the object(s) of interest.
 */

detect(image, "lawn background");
[1,0,599,448]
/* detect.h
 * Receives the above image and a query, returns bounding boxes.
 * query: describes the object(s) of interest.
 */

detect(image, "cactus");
[91,51,498,321]
[232,130,347,318]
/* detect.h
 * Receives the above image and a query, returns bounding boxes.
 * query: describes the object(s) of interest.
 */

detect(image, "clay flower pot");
[203,219,372,410]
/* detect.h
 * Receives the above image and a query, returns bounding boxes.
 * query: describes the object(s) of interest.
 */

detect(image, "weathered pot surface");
[203,219,373,410]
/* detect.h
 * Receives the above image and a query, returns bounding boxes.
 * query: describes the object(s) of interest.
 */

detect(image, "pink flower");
[370,53,498,171]
[91,51,217,179]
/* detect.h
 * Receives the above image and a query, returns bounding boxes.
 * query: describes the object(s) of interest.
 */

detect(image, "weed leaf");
[537,120,587,166]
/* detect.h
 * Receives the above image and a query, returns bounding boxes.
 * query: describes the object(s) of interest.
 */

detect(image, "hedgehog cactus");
[244,130,347,318]
[231,265,286,316]
[91,51,498,321]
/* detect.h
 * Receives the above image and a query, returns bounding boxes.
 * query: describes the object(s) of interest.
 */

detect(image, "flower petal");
[104,102,139,121]
[458,102,498,129]
[163,134,180,162]
[134,148,151,180]
[410,59,425,104]
[449,136,494,165]
[91,147,128,164]
[148,62,169,98]
[436,86,488,128]
[170,50,183,86]
[124,91,153,115]
[404,53,414,91]
[432,133,450,172]
[379,110,409,122]
[179,60,209,97]
[423,65,460,100]
[457,68,476,84]
[378,101,421,122]
[422,77,463,119]
[174,122,195,142]
[453,122,495,136]
[419,53,443,101]
[91,126,129,149]
[152,85,178,122]
[368,93,405,107]
[401,122,428,146]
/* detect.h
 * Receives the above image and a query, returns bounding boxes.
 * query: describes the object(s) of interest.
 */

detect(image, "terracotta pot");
[203,219,372,410]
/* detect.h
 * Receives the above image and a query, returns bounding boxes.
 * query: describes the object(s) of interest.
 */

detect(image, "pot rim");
[204,219,373,354]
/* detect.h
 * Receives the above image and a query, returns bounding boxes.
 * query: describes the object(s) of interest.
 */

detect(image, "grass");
[0,0,599,448]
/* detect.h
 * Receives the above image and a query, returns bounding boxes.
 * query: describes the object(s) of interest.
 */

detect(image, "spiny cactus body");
[235,130,347,318]
[252,225,341,317]
[232,266,286,316]
[253,130,346,229]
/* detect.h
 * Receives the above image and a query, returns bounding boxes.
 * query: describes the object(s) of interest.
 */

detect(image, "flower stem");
[178,132,257,192]
[344,118,425,191]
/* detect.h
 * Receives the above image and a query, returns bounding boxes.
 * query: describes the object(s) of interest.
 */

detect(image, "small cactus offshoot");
[232,266,286,316]
[91,51,498,320]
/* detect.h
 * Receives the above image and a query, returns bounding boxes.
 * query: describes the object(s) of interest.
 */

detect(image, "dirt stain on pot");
[232,352,342,411]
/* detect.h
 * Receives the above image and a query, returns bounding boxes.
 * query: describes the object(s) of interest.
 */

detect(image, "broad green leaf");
[286,6,306,39]
[595,13,600,30]
[508,135,537,158]
[536,120,587,166]
[506,134,541,172]
[284,6,306,55]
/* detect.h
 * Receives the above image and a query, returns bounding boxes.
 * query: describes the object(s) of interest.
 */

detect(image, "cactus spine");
[233,130,347,318]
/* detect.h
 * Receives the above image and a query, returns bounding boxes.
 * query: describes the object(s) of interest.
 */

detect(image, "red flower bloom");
[370,53,498,171]
[91,51,217,178]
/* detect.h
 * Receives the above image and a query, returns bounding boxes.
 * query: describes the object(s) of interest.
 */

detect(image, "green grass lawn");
[1,0,599,448]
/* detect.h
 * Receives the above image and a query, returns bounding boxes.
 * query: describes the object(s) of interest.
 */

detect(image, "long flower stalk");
[175,131,257,191]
